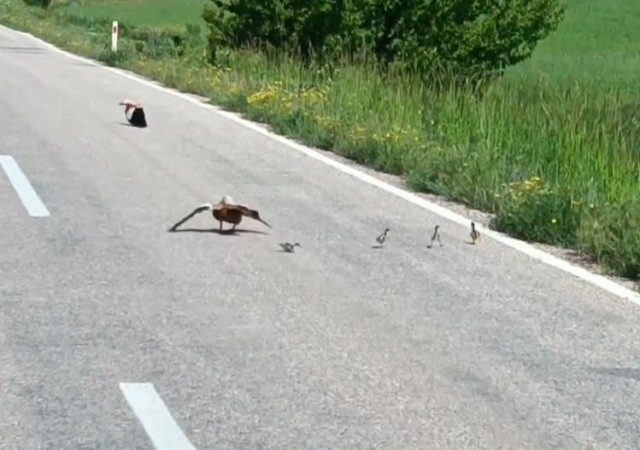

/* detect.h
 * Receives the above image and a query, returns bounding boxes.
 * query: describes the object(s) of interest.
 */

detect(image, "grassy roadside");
[1,0,639,285]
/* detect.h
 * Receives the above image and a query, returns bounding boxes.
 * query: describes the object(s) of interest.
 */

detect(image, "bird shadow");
[0,46,47,54]
[588,367,640,382]
[371,244,384,249]
[465,241,477,246]
[72,61,101,67]
[167,227,269,236]
[118,121,148,128]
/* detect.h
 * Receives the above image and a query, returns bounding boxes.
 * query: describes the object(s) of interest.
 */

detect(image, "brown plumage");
[119,99,147,127]
[169,195,271,232]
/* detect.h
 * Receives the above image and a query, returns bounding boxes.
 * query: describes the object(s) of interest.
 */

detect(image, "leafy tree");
[203,0,565,83]
[203,0,363,62]
[357,0,565,82]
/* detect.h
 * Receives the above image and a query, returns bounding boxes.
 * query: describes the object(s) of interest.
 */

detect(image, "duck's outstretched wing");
[168,203,212,231]
[118,99,139,112]
[234,204,271,228]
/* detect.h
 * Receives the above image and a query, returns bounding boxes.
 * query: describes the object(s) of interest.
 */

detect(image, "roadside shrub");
[357,0,566,83]
[203,0,362,65]
[203,0,566,83]
[22,0,51,8]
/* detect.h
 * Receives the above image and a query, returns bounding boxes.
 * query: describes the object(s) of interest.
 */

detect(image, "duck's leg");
[219,220,223,231]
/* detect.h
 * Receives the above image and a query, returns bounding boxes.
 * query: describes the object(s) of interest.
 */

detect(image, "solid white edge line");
[0,154,50,217]
[3,24,638,305]
[119,382,196,450]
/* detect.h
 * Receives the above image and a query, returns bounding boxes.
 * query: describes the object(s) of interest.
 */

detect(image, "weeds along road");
[1,25,640,450]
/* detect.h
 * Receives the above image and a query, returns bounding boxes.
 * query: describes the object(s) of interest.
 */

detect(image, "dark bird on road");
[376,228,390,247]
[119,99,147,127]
[427,225,442,248]
[279,242,301,253]
[470,221,480,244]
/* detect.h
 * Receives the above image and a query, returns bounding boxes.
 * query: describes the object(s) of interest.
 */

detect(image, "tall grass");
[1,0,639,282]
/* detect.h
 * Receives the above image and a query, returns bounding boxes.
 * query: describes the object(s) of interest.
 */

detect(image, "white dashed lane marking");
[0,154,50,217]
[120,382,196,450]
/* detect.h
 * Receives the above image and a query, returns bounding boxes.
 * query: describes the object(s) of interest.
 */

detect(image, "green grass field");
[507,1,640,89]
[60,0,207,27]
[1,0,640,283]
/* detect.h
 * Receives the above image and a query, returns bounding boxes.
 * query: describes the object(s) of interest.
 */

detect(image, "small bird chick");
[279,242,301,253]
[376,228,390,247]
[470,221,479,244]
[427,225,442,249]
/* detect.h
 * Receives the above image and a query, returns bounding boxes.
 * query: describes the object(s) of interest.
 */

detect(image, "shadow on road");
[167,227,269,236]
[0,46,47,54]
[588,367,640,382]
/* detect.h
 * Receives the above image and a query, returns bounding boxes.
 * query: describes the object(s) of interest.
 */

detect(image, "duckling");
[427,225,442,249]
[118,99,147,127]
[376,228,390,247]
[470,221,479,244]
[279,242,301,253]
[169,195,271,232]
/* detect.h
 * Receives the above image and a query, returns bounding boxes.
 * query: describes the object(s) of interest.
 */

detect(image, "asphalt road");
[1,25,640,450]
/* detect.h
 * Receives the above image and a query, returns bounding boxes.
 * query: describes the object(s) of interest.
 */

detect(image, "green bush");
[362,0,565,82]
[203,0,565,83]
[22,0,52,8]
[203,0,359,64]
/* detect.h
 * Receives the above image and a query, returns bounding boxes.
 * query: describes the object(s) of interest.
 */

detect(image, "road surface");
[1,25,639,450]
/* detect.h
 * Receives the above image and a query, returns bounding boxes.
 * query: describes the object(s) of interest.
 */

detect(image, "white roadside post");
[111,20,118,53]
